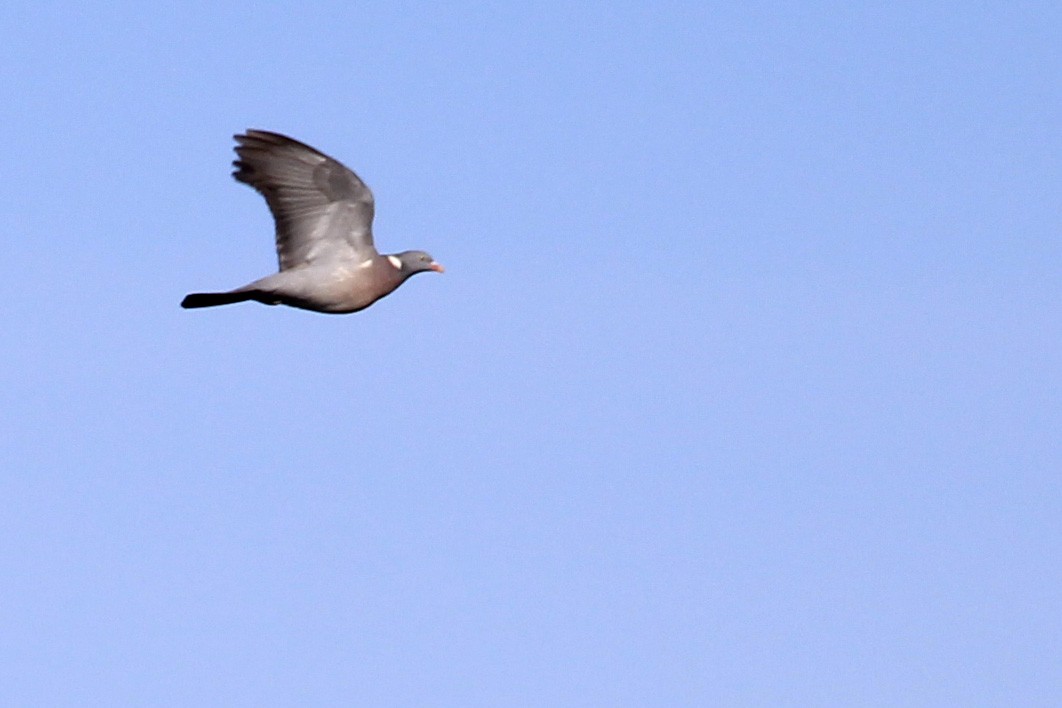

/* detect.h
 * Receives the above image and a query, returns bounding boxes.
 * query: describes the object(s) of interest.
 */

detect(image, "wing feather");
[232,130,376,270]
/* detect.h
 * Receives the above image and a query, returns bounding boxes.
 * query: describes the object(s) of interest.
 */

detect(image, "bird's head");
[389,250,445,276]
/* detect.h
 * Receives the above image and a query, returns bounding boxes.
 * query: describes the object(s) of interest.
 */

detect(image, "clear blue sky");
[1,2,1059,705]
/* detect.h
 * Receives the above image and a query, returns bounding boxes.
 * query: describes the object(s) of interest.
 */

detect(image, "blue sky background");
[1,2,1059,705]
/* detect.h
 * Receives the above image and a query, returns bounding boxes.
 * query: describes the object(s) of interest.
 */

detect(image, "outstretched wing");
[232,130,376,270]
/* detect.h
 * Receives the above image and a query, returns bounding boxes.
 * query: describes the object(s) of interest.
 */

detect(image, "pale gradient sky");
[1,2,1059,705]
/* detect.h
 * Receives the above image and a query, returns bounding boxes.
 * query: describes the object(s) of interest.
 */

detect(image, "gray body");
[182,130,443,314]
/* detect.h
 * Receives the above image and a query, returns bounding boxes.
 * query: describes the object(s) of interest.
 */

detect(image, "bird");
[181,130,443,314]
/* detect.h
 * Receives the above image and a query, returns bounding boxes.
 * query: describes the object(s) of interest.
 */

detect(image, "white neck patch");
[387,255,402,270]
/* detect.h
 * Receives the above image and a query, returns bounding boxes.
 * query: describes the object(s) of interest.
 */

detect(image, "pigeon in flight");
[182,130,443,314]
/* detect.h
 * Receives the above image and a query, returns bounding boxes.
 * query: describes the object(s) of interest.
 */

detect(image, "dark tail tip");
[181,291,252,309]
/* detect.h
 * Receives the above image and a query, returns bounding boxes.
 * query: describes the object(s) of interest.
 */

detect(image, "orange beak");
[429,262,445,273]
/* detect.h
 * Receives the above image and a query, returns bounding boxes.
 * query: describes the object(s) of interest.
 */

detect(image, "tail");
[181,290,256,309]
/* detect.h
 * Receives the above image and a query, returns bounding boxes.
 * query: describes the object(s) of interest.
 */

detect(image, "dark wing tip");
[228,129,372,207]
[231,158,255,184]
[233,129,328,156]
[235,128,285,142]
